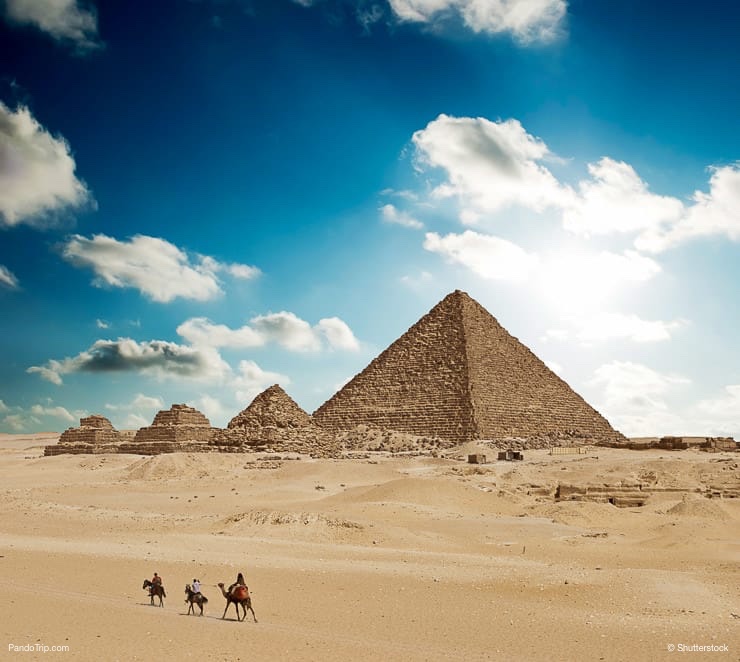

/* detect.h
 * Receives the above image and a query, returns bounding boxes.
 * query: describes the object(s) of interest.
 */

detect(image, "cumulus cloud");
[563,158,684,237]
[387,0,567,43]
[412,115,571,215]
[177,313,359,352]
[424,230,538,281]
[544,312,687,345]
[637,164,740,252]
[410,115,740,257]
[536,249,662,311]
[380,203,423,229]
[105,393,164,412]
[0,102,92,226]
[176,317,264,349]
[2,400,81,432]
[693,385,740,437]
[0,264,19,289]
[62,234,260,303]
[233,360,290,403]
[3,0,101,51]
[30,404,74,421]
[588,361,690,436]
[28,338,230,385]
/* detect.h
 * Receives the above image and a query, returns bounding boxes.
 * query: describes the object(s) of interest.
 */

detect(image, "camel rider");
[192,579,201,595]
[151,572,162,595]
[228,572,246,596]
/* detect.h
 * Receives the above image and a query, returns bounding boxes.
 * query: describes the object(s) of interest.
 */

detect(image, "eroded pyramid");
[228,384,311,429]
[313,290,625,446]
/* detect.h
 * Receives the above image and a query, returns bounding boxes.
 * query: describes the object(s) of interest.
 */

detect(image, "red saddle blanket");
[231,586,249,600]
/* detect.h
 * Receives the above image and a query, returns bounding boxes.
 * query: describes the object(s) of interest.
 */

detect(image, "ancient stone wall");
[313,292,478,443]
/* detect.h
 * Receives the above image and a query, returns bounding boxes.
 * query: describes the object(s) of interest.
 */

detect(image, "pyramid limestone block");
[313,290,625,446]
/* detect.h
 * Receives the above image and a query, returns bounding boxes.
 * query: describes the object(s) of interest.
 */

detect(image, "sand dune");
[1,437,738,660]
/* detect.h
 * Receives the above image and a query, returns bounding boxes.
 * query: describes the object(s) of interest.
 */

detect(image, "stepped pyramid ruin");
[130,404,217,452]
[313,290,625,446]
[45,415,125,456]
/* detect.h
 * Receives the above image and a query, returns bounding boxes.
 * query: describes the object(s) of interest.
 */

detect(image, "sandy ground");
[1,434,738,661]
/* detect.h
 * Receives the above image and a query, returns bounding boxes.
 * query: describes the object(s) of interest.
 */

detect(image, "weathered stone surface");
[214,386,338,457]
[46,415,123,454]
[134,404,216,445]
[313,290,625,447]
[228,385,311,430]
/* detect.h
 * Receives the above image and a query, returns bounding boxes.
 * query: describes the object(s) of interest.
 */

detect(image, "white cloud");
[196,394,229,426]
[105,393,163,412]
[0,102,92,226]
[177,313,359,352]
[380,203,424,229]
[387,0,567,43]
[233,360,289,403]
[176,317,264,349]
[637,164,740,252]
[28,338,231,385]
[62,234,260,303]
[563,158,684,237]
[315,317,360,351]
[30,404,74,421]
[0,400,9,412]
[589,361,690,436]
[536,249,662,312]
[693,385,740,437]
[95,318,109,329]
[545,312,687,346]
[2,413,34,431]
[3,0,101,50]
[423,230,538,281]
[124,413,148,429]
[0,264,19,289]
[412,114,571,215]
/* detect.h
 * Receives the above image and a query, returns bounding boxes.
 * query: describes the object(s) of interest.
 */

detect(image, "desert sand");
[1,433,738,661]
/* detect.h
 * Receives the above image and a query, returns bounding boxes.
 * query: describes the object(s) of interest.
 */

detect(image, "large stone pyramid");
[313,290,624,445]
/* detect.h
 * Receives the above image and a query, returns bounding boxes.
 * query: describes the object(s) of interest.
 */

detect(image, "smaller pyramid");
[46,414,123,455]
[133,404,215,445]
[228,385,311,429]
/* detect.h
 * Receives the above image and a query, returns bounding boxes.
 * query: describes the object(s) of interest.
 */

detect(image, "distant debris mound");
[45,415,123,456]
[213,385,339,457]
[313,290,625,448]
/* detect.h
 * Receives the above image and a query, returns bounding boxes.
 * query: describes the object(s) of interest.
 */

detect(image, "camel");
[184,584,208,616]
[217,582,257,622]
[142,579,166,607]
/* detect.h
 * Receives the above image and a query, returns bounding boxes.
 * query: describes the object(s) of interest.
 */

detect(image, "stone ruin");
[313,290,626,448]
[212,385,340,457]
[126,404,217,454]
[45,415,124,456]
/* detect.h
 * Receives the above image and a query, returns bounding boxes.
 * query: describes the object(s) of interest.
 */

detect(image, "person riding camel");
[227,572,246,597]
[151,572,162,596]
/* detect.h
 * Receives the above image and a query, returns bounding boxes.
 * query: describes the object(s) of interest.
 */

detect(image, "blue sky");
[1,0,739,438]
